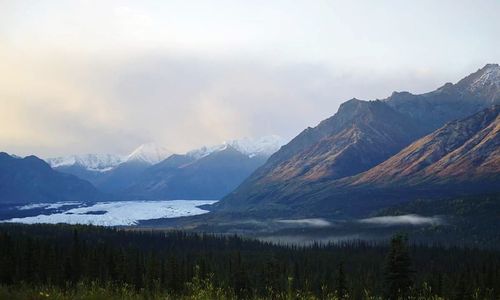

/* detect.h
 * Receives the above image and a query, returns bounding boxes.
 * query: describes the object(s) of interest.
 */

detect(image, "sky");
[1,0,499,157]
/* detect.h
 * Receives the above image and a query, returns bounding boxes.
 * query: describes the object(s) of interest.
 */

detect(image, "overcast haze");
[1,0,499,157]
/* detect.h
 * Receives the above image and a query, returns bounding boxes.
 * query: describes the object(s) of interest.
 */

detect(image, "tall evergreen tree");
[384,234,413,300]
[233,251,249,298]
[454,271,470,300]
[335,262,348,299]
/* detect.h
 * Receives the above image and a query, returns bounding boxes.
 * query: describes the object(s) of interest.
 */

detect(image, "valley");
[2,3,500,298]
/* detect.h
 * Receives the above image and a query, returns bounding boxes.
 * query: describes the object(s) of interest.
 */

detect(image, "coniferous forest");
[0,224,499,299]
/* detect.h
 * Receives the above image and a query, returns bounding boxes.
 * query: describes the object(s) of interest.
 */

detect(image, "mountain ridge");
[123,145,273,200]
[216,64,500,217]
[46,136,286,199]
[351,105,500,186]
[46,143,172,172]
[0,153,104,204]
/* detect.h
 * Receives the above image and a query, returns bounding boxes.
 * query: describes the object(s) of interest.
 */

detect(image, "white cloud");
[0,1,499,156]
[358,215,443,226]
[277,218,332,227]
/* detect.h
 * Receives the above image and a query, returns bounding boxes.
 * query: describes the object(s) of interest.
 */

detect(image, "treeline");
[0,224,499,299]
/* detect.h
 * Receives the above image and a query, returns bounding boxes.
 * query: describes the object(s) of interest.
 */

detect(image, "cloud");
[276,218,332,227]
[0,49,458,157]
[1,1,499,157]
[358,214,443,226]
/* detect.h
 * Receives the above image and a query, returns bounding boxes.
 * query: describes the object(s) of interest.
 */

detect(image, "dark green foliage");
[379,193,500,248]
[335,262,348,299]
[0,224,499,299]
[384,234,413,299]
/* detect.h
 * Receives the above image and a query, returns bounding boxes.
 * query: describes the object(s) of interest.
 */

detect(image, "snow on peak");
[226,135,287,157]
[46,154,124,172]
[468,64,500,92]
[126,143,172,165]
[46,137,284,171]
[187,144,227,160]
[187,135,286,159]
[46,143,172,171]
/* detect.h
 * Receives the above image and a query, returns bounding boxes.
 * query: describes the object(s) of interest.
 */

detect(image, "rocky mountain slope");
[216,64,500,216]
[352,105,500,186]
[386,63,500,132]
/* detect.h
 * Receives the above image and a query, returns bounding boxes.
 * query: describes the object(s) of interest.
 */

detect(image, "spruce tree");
[233,251,248,298]
[384,234,413,300]
[335,262,348,299]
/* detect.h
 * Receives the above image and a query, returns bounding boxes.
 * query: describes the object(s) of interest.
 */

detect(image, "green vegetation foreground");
[0,224,499,299]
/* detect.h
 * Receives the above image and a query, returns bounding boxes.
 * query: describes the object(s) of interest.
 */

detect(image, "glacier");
[4,200,217,226]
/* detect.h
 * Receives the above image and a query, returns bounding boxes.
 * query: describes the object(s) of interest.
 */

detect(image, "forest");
[0,224,499,300]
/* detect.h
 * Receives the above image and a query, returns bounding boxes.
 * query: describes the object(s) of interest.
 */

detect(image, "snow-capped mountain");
[46,143,172,172]
[124,135,286,200]
[126,143,172,165]
[187,135,286,159]
[450,63,500,103]
[46,154,124,172]
[463,63,500,93]
[45,137,284,198]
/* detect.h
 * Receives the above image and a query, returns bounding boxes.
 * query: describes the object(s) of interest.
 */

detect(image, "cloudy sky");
[1,0,499,157]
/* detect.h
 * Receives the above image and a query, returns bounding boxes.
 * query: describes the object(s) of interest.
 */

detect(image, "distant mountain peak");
[482,63,500,70]
[0,152,12,159]
[470,64,500,88]
[46,143,172,172]
[225,135,287,158]
[455,63,500,96]
[0,153,104,204]
[46,153,125,172]
[187,135,286,159]
[390,91,413,97]
[126,143,172,165]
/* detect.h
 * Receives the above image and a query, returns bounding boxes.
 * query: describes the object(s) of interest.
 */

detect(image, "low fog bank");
[359,214,443,226]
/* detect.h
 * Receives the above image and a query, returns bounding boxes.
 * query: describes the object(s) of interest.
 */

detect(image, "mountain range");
[43,136,286,200]
[0,153,104,204]
[216,64,500,218]
[1,64,498,220]
[122,136,286,200]
[46,143,172,194]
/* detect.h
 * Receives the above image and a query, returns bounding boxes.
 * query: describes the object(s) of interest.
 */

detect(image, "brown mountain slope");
[386,63,500,132]
[216,64,500,215]
[216,99,424,210]
[229,106,500,218]
[263,99,423,182]
[352,105,500,186]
